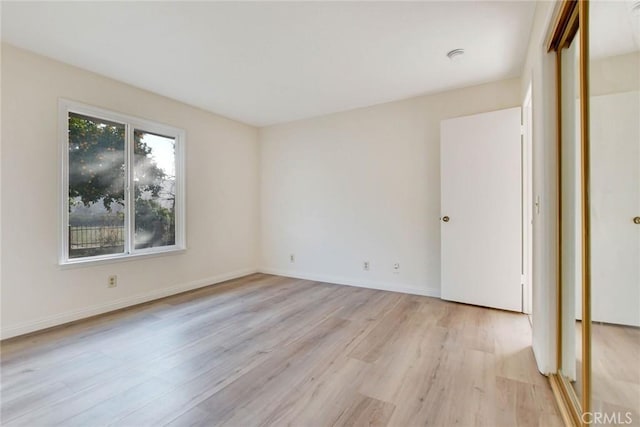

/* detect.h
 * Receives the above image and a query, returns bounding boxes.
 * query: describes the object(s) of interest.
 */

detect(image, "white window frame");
[59,99,186,266]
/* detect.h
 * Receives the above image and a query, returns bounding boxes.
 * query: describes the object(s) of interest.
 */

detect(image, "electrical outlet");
[393,263,400,272]
[290,254,295,263]
[363,261,370,271]
[108,275,117,288]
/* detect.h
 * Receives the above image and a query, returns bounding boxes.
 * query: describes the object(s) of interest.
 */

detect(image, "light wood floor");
[575,321,640,425]
[0,274,561,426]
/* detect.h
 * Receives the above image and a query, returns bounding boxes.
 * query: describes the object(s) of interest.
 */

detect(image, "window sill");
[58,247,187,269]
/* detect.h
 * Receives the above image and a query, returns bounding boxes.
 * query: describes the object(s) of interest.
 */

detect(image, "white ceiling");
[1,1,536,127]
[590,0,640,59]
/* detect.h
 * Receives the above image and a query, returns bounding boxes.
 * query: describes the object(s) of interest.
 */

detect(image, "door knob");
[442,216,450,223]
[634,216,640,225]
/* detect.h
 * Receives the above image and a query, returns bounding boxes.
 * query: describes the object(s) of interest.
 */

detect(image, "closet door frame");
[546,0,592,425]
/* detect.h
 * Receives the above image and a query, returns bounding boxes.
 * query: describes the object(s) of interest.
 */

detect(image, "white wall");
[591,52,640,96]
[0,44,260,338]
[519,0,560,375]
[259,78,521,297]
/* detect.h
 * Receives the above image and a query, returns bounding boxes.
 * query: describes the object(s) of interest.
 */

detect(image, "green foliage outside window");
[68,114,175,255]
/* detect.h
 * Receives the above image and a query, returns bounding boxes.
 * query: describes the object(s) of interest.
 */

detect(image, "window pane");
[68,113,125,259]
[133,130,176,250]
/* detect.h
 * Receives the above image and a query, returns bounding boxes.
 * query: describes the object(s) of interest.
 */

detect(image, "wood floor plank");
[496,376,565,427]
[254,356,371,427]
[4,368,159,426]
[195,316,353,425]
[164,405,214,427]
[348,294,421,363]
[115,352,271,427]
[0,274,562,427]
[332,393,396,427]
[57,377,175,427]
[492,310,548,388]
[0,381,73,423]
[357,322,449,405]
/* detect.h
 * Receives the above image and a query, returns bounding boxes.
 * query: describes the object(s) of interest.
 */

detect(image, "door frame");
[523,83,534,315]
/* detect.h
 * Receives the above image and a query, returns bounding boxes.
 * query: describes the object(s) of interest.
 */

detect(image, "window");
[60,100,185,264]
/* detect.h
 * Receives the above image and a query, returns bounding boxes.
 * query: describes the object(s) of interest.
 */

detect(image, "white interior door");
[588,90,640,327]
[441,107,522,312]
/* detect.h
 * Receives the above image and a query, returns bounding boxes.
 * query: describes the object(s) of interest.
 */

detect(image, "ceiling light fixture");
[446,48,465,61]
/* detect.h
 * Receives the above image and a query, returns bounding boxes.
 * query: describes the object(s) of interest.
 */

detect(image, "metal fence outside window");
[69,225,125,249]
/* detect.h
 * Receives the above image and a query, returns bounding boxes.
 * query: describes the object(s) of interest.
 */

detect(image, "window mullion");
[61,104,71,263]
[126,124,135,254]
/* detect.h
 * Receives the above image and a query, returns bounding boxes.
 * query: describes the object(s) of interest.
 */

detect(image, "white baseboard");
[259,268,441,298]
[1,267,258,340]
[2,267,439,340]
